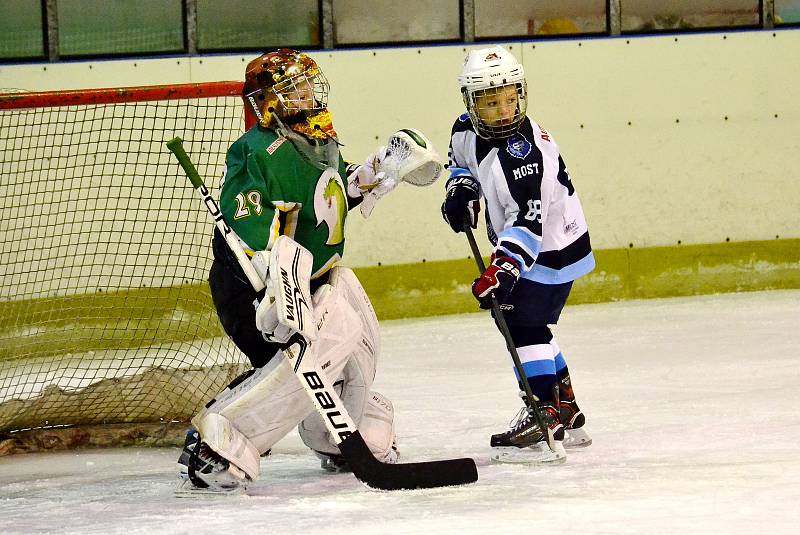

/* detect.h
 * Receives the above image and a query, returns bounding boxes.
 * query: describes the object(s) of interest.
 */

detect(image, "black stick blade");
[339,432,478,491]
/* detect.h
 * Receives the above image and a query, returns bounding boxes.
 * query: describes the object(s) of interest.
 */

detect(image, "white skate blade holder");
[173,476,248,498]
[491,441,567,465]
[563,427,592,449]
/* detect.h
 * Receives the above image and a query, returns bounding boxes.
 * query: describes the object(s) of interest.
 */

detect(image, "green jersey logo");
[314,169,347,245]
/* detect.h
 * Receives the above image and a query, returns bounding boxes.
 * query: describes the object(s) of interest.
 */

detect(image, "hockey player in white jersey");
[441,45,594,463]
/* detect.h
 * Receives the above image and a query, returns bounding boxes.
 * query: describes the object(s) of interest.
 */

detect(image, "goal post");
[0,81,250,452]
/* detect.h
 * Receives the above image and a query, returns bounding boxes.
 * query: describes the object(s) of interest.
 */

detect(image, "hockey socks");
[513,343,557,403]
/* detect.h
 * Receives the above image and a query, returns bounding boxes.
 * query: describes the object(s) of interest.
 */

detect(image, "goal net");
[0,82,250,449]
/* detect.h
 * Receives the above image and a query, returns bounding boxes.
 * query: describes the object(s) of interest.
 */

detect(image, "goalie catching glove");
[472,255,521,309]
[354,128,443,218]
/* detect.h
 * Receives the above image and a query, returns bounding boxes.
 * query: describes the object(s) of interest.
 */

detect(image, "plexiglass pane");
[621,0,759,32]
[197,0,320,51]
[0,0,44,59]
[475,0,606,38]
[333,0,460,44]
[58,0,184,56]
[776,0,800,24]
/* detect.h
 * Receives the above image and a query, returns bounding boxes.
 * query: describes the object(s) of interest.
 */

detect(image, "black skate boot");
[189,441,250,491]
[175,428,249,494]
[490,401,566,464]
[176,427,200,482]
[558,370,592,448]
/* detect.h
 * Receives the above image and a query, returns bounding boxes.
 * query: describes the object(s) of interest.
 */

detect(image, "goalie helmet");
[243,49,330,130]
[458,45,527,139]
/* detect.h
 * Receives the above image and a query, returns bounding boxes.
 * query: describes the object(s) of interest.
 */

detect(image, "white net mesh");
[0,85,249,437]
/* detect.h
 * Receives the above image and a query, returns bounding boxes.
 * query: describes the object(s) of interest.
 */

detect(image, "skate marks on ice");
[1,291,800,534]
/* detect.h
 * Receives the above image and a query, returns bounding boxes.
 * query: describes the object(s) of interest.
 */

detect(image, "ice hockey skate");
[315,450,352,473]
[559,371,592,449]
[175,427,199,482]
[490,402,566,464]
[560,399,592,449]
[315,434,400,473]
[175,428,250,496]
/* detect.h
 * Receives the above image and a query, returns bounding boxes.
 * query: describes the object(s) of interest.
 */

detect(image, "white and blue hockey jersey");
[448,114,595,284]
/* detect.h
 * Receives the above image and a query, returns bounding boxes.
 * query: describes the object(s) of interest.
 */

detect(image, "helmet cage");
[462,80,527,139]
[271,66,329,115]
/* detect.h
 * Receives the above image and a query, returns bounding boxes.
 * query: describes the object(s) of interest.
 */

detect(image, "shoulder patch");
[458,112,470,122]
[266,136,286,155]
[506,133,532,160]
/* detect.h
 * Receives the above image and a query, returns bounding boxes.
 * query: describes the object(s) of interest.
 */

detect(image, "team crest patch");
[458,112,469,122]
[266,137,286,155]
[506,134,532,159]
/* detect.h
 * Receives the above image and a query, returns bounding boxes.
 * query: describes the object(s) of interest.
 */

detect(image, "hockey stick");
[167,137,478,490]
[463,224,556,453]
[165,138,266,293]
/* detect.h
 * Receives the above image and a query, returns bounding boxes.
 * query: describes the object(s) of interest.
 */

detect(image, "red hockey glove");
[471,255,521,309]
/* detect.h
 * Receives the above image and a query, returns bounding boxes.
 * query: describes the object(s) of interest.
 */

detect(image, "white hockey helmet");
[458,45,527,139]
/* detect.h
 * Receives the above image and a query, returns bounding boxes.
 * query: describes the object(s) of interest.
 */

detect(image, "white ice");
[2,290,799,535]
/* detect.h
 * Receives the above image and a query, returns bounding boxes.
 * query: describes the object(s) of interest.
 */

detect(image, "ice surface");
[2,290,799,534]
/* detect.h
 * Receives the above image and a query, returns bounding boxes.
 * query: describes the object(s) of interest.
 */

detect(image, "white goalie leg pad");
[193,271,368,467]
[192,353,314,462]
[328,267,381,429]
[193,412,261,481]
[319,267,381,424]
[193,266,383,474]
[297,379,346,456]
[299,267,393,457]
[328,267,381,370]
[300,390,397,463]
[308,277,364,383]
[361,391,398,463]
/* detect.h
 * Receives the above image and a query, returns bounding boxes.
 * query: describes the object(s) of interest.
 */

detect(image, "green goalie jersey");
[220,126,351,279]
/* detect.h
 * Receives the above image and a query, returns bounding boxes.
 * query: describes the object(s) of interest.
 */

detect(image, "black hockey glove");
[472,255,521,309]
[441,175,480,233]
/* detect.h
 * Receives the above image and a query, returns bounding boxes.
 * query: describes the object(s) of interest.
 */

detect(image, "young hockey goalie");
[177,49,403,492]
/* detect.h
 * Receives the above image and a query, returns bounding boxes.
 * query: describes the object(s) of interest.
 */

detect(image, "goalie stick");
[166,137,478,491]
[463,224,557,453]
